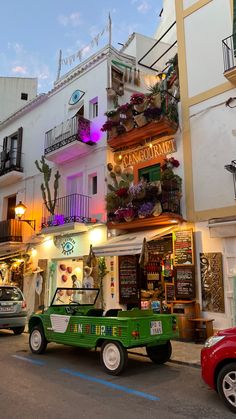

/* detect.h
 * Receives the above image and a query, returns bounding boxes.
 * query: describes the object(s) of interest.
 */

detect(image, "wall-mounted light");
[15,201,36,231]
[224,160,236,198]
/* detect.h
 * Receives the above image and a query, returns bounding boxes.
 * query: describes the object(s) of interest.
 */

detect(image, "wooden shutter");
[16,127,23,168]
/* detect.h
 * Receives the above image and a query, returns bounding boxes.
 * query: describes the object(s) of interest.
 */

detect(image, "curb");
[128,350,201,369]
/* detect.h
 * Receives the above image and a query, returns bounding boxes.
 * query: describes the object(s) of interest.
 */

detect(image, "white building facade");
[0,35,162,315]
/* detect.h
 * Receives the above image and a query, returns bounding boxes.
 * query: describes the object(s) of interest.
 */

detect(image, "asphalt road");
[0,331,234,419]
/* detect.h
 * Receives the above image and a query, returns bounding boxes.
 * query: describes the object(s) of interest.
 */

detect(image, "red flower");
[116,188,128,197]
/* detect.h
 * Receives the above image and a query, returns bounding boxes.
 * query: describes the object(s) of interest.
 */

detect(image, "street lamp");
[224,160,236,198]
[15,201,36,231]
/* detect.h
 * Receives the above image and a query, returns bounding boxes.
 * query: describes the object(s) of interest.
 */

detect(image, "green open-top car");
[29,287,178,375]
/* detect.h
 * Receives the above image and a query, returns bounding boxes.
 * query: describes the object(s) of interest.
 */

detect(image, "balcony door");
[67,173,83,195]
[7,195,16,220]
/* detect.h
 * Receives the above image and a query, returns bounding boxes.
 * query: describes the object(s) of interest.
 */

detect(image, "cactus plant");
[35,156,60,215]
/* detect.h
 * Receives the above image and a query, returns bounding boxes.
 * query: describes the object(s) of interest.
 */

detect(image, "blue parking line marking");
[60,368,160,401]
[12,355,46,366]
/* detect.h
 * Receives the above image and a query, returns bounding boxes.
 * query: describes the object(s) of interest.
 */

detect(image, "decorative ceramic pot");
[124,216,134,222]
[121,118,135,132]
[149,93,161,108]
[108,126,118,139]
[134,113,148,127]
[134,101,147,113]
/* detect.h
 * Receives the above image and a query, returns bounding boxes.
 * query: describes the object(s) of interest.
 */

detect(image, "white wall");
[0,77,37,122]
[0,58,110,226]
[184,0,232,97]
[189,88,236,212]
[195,222,229,330]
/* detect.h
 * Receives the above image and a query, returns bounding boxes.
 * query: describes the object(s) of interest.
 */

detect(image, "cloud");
[7,42,24,54]
[11,66,27,75]
[58,12,81,27]
[131,0,151,14]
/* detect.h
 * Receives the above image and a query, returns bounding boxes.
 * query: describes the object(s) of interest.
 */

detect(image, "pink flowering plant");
[118,103,133,114]
[161,157,180,170]
[130,92,146,105]
[101,120,119,132]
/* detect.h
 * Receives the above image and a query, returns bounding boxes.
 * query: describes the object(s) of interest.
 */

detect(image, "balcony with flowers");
[105,157,183,230]
[44,115,96,164]
[102,55,180,151]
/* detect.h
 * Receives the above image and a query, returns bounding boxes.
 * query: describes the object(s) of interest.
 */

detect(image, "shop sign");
[122,137,176,168]
[53,236,76,256]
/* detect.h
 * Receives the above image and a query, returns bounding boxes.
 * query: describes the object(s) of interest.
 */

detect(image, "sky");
[0,0,163,93]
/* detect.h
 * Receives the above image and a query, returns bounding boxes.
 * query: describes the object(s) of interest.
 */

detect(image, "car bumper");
[0,315,27,329]
[201,347,216,389]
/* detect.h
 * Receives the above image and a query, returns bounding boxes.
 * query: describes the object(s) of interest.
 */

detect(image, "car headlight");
[204,335,225,348]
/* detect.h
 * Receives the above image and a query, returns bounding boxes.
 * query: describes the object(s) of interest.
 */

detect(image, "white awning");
[93,226,175,257]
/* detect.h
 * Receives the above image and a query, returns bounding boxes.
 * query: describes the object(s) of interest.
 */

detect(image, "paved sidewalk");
[128,340,203,368]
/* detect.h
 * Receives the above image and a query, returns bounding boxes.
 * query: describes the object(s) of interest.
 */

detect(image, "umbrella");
[139,238,149,268]
[87,244,97,267]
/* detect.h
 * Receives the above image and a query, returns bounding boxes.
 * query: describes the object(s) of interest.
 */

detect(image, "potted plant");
[161,157,182,193]
[101,120,120,139]
[147,82,162,108]
[122,204,136,222]
[118,102,133,118]
[129,182,146,201]
[144,107,162,122]
[130,92,147,112]
[138,202,154,218]
[105,108,120,122]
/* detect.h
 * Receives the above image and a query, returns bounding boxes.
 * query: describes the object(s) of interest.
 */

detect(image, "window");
[138,164,161,182]
[89,97,98,119]
[88,173,97,195]
[21,93,28,101]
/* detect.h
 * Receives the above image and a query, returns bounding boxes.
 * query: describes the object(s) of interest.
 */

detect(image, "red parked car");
[201,327,236,413]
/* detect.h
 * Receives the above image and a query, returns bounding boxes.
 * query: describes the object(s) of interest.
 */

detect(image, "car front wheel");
[217,362,236,413]
[29,325,47,354]
[12,326,25,335]
[100,341,127,375]
[146,341,172,364]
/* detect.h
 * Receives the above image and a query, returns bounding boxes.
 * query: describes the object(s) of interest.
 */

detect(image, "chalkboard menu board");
[148,236,172,254]
[165,283,175,304]
[174,266,195,300]
[119,255,139,304]
[173,230,194,266]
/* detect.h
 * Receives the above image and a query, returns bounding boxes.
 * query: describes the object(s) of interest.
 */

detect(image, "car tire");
[146,341,172,364]
[12,326,25,335]
[217,362,236,413]
[29,325,47,354]
[100,341,128,375]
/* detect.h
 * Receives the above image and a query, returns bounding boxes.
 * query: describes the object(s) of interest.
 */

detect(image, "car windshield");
[51,288,100,306]
[0,287,23,301]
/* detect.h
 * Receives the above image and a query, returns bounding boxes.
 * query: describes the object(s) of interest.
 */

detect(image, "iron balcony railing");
[44,116,92,155]
[222,33,236,72]
[0,148,23,176]
[41,193,91,228]
[0,219,23,243]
